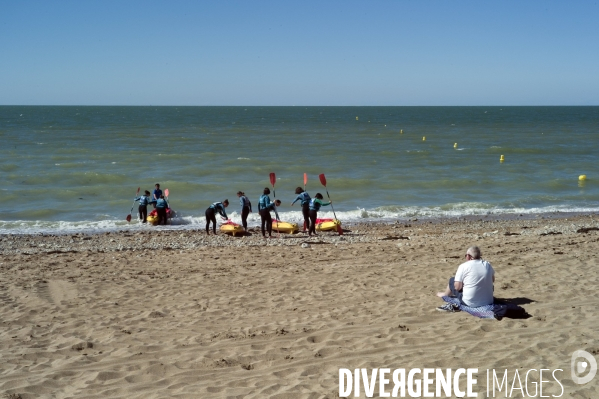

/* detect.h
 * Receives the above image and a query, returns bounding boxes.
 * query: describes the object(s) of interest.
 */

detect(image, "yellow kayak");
[147,208,174,226]
[272,220,299,234]
[315,218,342,231]
[220,221,244,236]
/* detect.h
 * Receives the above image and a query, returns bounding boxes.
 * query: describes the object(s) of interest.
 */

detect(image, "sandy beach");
[1,214,598,398]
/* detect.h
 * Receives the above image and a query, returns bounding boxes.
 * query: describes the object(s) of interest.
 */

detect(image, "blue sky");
[1,1,598,106]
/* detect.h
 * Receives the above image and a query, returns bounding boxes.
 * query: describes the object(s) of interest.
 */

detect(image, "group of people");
[203,187,331,238]
[291,187,332,236]
[135,184,332,238]
[134,183,170,225]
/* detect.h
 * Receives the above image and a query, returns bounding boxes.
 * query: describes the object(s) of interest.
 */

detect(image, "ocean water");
[1,106,598,234]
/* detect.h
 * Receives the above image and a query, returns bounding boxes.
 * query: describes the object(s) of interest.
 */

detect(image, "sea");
[1,106,598,235]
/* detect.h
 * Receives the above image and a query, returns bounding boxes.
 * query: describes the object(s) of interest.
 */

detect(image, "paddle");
[164,188,171,223]
[318,174,337,219]
[269,172,276,198]
[269,173,280,237]
[319,174,343,235]
[302,173,308,232]
[126,187,140,222]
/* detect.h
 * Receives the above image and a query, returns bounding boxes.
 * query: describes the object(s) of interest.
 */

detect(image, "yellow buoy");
[454,143,457,148]
[579,175,587,181]
[422,136,426,141]
[400,129,403,134]
[500,155,505,162]
[355,116,359,121]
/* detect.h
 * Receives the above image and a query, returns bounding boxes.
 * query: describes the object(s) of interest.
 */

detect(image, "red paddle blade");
[136,187,140,194]
[303,173,308,186]
[165,188,169,197]
[319,173,327,187]
[269,172,276,186]
[126,214,132,222]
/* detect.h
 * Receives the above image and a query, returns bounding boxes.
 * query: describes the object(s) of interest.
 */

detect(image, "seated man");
[436,246,495,312]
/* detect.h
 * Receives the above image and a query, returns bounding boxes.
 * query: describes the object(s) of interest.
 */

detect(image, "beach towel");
[442,297,529,320]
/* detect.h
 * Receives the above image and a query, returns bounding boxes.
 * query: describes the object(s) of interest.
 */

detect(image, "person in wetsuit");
[134,190,153,223]
[155,194,169,225]
[308,193,331,236]
[291,187,311,233]
[237,191,252,232]
[258,188,281,238]
[152,183,163,207]
[205,199,229,235]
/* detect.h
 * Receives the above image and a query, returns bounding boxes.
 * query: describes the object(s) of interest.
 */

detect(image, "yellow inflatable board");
[147,215,159,225]
[315,219,342,231]
[220,222,244,236]
[272,220,299,234]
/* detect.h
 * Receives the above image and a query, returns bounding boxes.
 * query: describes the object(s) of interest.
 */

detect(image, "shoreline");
[2,208,599,237]
[1,212,598,255]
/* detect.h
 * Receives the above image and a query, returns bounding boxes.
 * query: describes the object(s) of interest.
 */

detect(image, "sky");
[1,1,598,106]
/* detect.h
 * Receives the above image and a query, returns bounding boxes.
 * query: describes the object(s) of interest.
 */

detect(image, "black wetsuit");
[308,209,318,236]
[258,194,279,237]
[157,209,167,225]
[155,198,169,225]
[134,194,151,223]
[239,195,252,230]
[205,202,228,234]
[139,205,148,223]
[259,209,272,237]
[205,208,217,234]
[302,203,310,231]
[292,192,311,230]
[308,198,330,236]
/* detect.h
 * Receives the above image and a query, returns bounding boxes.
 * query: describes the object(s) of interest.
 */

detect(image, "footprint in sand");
[36,280,78,307]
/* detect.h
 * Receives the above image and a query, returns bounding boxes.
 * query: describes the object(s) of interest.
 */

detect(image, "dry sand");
[1,215,598,398]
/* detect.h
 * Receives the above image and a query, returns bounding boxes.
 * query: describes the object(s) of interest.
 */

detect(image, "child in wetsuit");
[152,183,163,207]
[237,191,252,232]
[155,195,169,225]
[308,193,331,236]
[134,190,153,223]
[205,199,229,235]
[258,188,281,238]
[291,187,311,232]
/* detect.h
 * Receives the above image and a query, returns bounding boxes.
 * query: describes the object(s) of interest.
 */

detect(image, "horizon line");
[1,104,598,107]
